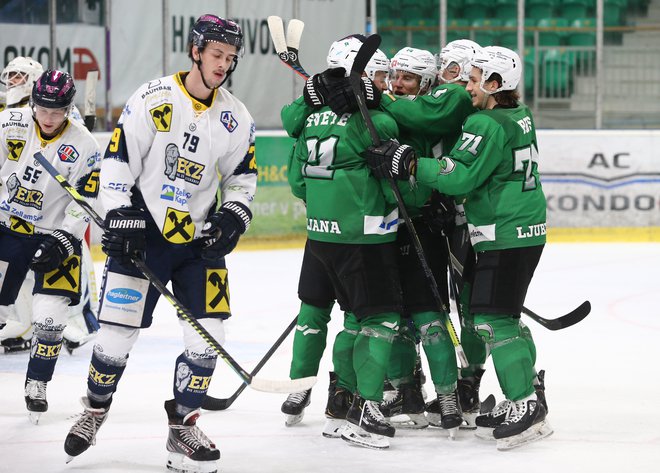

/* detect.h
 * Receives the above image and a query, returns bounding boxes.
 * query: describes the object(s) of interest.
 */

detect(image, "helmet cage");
[1,56,44,107]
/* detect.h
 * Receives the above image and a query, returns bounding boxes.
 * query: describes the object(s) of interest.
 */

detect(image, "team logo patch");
[220,111,238,132]
[42,255,81,292]
[6,139,25,161]
[205,269,230,314]
[160,184,176,201]
[160,184,192,205]
[57,144,79,163]
[162,207,195,244]
[9,216,34,235]
[163,143,204,184]
[150,103,173,132]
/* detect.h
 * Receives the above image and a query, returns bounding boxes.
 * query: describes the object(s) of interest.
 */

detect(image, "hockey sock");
[386,319,417,387]
[26,329,64,382]
[173,352,215,414]
[289,302,332,379]
[353,312,400,402]
[332,312,359,392]
[458,283,488,379]
[474,313,536,401]
[519,320,537,366]
[413,311,457,393]
[87,349,127,407]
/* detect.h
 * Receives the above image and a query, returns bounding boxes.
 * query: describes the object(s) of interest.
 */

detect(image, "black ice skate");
[323,372,354,438]
[493,394,553,450]
[281,388,311,427]
[64,396,110,462]
[24,378,48,425]
[379,383,429,429]
[428,390,463,439]
[457,368,485,428]
[474,398,512,440]
[2,336,31,353]
[535,369,548,414]
[342,394,395,450]
[165,399,220,473]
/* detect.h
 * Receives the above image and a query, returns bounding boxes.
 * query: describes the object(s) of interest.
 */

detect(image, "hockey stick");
[33,151,316,394]
[447,244,591,330]
[267,15,309,79]
[347,35,468,369]
[202,314,298,410]
[83,70,98,132]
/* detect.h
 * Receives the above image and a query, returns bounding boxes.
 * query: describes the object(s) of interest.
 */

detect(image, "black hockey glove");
[364,139,417,180]
[29,229,77,273]
[303,68,381,115]
[422,192,456,235]
[201,201,252,261]
[102,207,147,268]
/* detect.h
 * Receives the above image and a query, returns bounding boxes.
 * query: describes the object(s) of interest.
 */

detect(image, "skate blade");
[426,412,442,428]
[474,427,496,441]
[447,426,460,440]
[65,455,75,464]
[167,452,218,473]
[459,411,478,430]
[388,413,429,429]
[496,420,554,451]
[340,424,389,450]
[28,411,43,425]
[322,419,346,438]
[284,413,304,427]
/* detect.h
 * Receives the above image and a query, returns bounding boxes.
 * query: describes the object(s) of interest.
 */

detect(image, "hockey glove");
[102,207,147,268]
[303,68,381,115]
[364,139,417,180]
[29,229,77,273]
[201,201,252,261]
[421,192,456,235]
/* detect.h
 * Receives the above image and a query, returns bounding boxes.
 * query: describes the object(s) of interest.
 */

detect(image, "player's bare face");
[370,71,388,92]
[391,70,421,95]
[466,69,487,109]
[34,105,68,135]
[441,63,460,83]
[199,43,237,89]
[7,72,28,88]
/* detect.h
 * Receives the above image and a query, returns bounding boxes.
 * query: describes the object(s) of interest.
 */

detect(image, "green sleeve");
[287,141,306,201]
[281,96,314,138]
[416,114,507,196]
[381,85,475,139]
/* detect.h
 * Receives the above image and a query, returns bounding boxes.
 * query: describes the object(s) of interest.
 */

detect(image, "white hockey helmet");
[438,39,481,83]
[471,46,522,93]
[326,35,364,77]
[365,48,389,82]
[0,56,44,108]
[390,47,437,93]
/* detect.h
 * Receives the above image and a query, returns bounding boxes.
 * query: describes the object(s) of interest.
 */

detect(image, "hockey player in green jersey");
[287,34,417,449]
[366,46,553,450]
[279,39,390,437]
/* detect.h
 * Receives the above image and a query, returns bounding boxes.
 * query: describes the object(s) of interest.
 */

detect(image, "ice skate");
[493,394,553,450]
[434,390,463,439]
[322,372,353,438]
[281,388,311,426]
[64,396,110,461]
[24,378,47,425]
[341,394,395,450]
[379,383,429,429]
[474,398,511,440]
[457,368,484,429]
[0,318,32,353]
[165,399,220,473]
[535,369,548,414]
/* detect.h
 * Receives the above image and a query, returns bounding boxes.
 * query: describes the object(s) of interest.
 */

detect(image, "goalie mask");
[1,56,44,108]
[438,39,481,84]
[390,47,437,95]
[471,46,522,94]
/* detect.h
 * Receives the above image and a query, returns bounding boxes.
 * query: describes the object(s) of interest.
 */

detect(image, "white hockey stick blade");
[285,19,304,49]
[84,70,98,117]
[249,375,316,394]
[267,16,288,56]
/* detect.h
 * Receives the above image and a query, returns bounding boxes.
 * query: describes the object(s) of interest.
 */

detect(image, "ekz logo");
[106,288,143,304]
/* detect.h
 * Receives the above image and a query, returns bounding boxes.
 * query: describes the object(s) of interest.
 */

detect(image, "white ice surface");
[1,243,659,473]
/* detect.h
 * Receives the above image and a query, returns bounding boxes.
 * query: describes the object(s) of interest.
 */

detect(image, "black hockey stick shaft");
[348,35,468,368]
[446,234,591,330]
[202,314,298,410]
[33,152,315,393]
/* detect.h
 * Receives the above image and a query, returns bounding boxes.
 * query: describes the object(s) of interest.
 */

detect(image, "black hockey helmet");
[31,69,76,109]
[188,14,243,55]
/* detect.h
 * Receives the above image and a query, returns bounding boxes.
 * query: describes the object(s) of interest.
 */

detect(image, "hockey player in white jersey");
[0,56,99,354]
[64,14,257,473]
[0,69,100,424]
